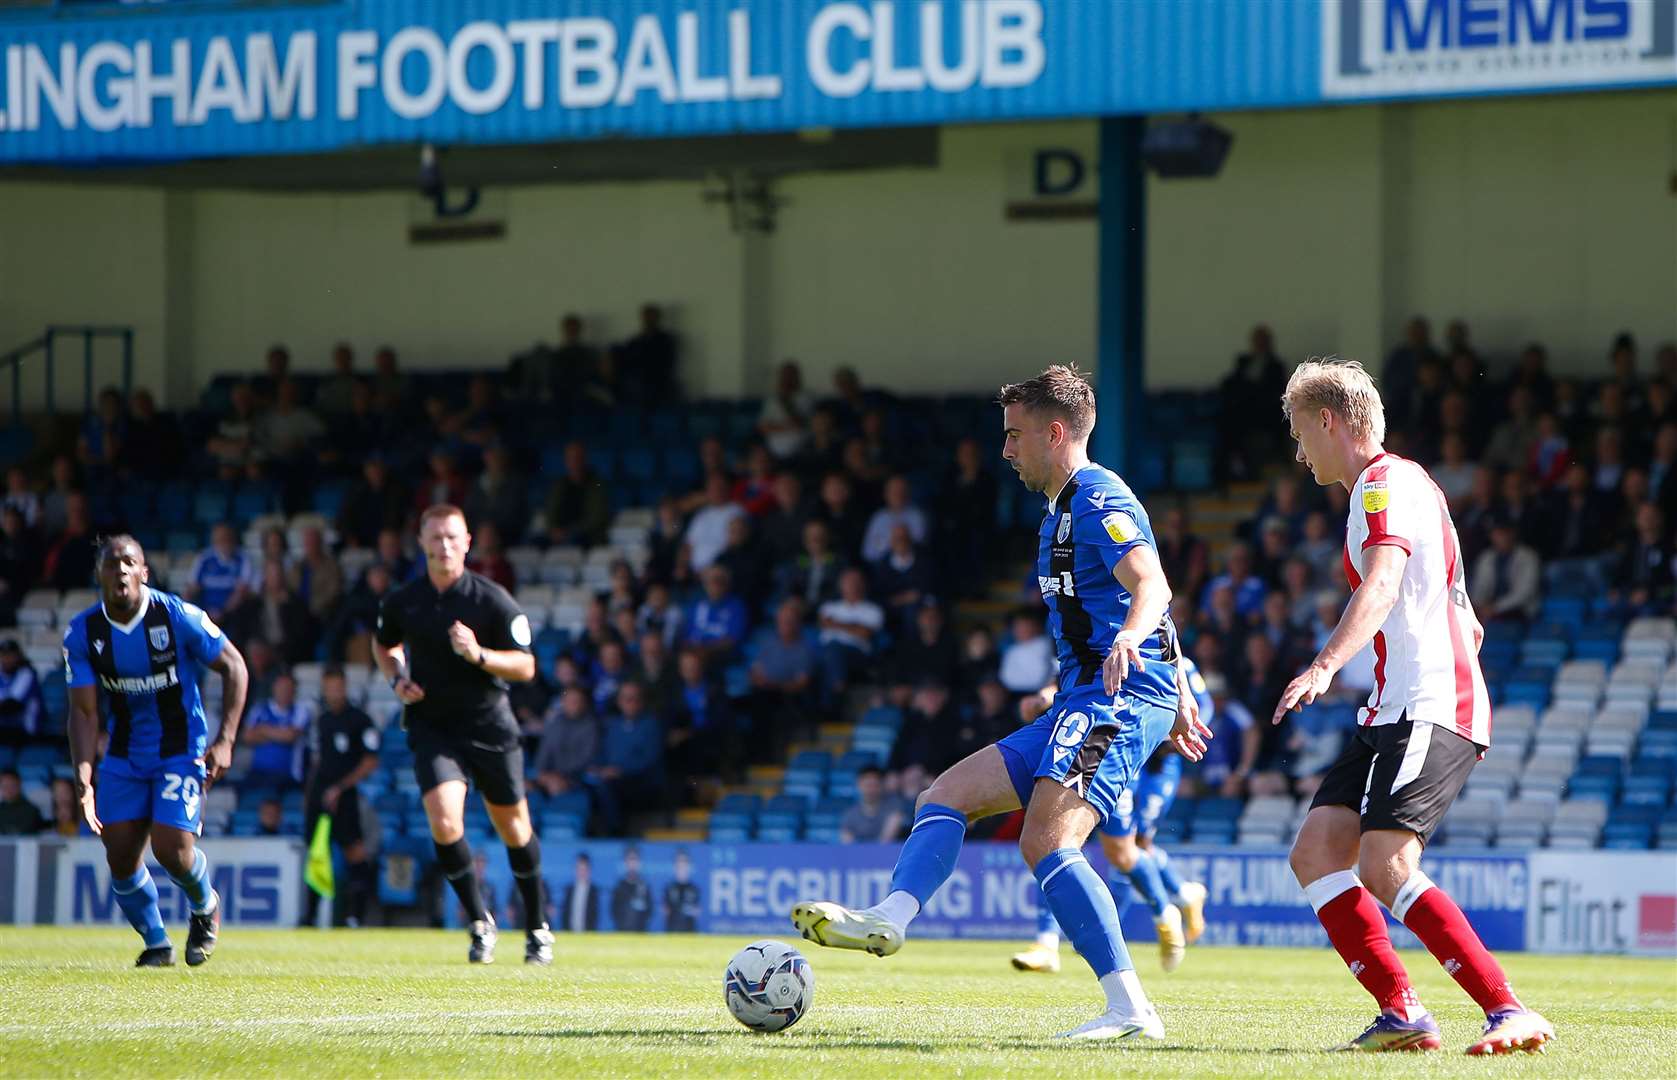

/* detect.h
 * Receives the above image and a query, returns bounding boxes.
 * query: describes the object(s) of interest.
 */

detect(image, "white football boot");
[789,900,904,957]
[1058,1003,1166,1041]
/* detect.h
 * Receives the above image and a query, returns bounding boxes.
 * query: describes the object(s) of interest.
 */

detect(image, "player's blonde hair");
[1282,356,1386,444]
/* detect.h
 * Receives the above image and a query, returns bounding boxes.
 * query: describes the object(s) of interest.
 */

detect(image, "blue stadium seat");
[1539,597,1587,624]
[311,482,346,518]
[1567,775,1619,804]
[1640,731,1677,760]
[155,483,191,524]
[166,529,202,554]
[1191,821,1237,844]
[859,706,904,731]
[1518,640,1568,666]
[192,485,232,526]
[1575,755,1625,779]
[230,485,276,526]
[1500,681,1551,709]
[789,749,832,774]
[715,792,761,816]
[1572,639,1620,664]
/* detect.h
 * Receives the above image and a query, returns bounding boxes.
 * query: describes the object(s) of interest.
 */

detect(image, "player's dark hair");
[857,765,884,780]
[996,365,1096,441]
[0,767,20,782]
[94,533,144,570]
[577,852,592,866]
[322,664,346,681]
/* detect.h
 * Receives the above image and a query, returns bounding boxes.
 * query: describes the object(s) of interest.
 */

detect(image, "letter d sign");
[1034,149,1085,197]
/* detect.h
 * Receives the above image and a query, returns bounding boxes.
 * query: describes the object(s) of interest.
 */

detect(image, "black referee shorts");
[411,731,526,806]
[304,786,365,850]
[1308,713,1479,845]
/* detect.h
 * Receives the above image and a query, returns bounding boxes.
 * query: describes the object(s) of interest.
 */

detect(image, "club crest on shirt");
[1101,511,1138,544]
[149,625,171,651]
[1362,481,1390,513]
[1056,513,1072,544]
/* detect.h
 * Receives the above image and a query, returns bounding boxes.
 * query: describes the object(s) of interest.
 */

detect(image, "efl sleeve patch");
[1101,511,1139,545]
[1361,481,1390,514]
[510,614,533,648]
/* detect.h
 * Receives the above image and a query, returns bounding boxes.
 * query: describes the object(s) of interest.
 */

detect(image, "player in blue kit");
[1012,655,1213,974]
[64,536,249,967]
[792,366,1212,1040]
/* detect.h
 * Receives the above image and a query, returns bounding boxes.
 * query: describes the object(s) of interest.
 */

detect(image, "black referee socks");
[434,838,489,924]
[507,837,546,932]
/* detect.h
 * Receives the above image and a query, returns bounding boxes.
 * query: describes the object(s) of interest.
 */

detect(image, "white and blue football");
[723,940,814,1033]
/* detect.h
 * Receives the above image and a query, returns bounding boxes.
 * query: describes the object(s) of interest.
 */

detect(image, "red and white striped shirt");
[1344,452,1492,747]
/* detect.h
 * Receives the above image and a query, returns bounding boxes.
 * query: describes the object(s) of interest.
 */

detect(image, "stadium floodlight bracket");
[701,171,783,234]
[418,143,481,219]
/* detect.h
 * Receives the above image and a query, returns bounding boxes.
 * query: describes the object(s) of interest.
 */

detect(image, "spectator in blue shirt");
[590,640,630,715]
[242,670,312,792]
[587,681,665,835]
[0,640,44,748]
[684,565,748,667]
[77,386,127,480]
[749,597,820,754]
[1200,541,1267,619]
[860,474,929,563]
[668,646,736,788]
[185,522,259,620]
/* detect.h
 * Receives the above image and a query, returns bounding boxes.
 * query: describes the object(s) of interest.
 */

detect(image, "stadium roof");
[0,0,1672,166]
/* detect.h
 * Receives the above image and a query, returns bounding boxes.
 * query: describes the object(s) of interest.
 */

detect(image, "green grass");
[0,927,1671,1078]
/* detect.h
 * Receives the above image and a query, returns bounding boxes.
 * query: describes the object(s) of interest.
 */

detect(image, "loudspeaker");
[1141,118,1233,179]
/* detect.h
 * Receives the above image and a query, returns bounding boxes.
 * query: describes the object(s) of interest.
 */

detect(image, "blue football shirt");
[62,587,225,767]
[1036,463,1179,710]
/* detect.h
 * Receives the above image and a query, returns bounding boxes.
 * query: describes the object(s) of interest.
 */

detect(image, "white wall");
[0,184,168,409]
[1398,91,1677,367]
[0,88,1672,411]
[186,180,746,395]
[769,122,1096,395]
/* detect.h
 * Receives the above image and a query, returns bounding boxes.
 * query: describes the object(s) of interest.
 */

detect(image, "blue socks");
[1126,851,1171,919]
[1033,848,1132,979]
[886,802,967,911]
[1152,846,1186,901]
[166,848,215,915]
[112,867,169,949]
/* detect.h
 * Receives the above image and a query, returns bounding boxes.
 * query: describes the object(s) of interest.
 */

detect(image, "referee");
[374,504,551,964]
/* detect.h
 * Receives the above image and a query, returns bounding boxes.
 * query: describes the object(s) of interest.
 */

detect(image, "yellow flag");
[305,814,335,899]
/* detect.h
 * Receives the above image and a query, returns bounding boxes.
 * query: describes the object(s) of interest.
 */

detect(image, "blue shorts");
[96,754,206,835]
[996,684,1175,828]
[1101,752,1182,838]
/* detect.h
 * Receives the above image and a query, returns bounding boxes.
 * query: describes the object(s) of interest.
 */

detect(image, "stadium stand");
[1,315,1673,926]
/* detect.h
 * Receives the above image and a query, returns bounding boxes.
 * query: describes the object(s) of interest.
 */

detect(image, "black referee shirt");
[308,705,379,791]
[375,570,533,738]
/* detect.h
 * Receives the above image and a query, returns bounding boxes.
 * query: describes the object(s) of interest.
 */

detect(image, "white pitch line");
[0,1008,556,1037]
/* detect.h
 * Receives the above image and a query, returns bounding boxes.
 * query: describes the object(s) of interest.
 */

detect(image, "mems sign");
[1322,0,1669,98]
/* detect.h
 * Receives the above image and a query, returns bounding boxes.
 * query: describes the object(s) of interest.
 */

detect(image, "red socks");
[1310,873,1422,1017]
[1396,872,1520,1015]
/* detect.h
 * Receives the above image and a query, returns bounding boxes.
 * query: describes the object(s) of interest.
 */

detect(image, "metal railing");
[0,325,134,427]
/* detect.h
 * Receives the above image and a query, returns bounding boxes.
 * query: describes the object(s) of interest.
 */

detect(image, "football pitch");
[2,927,1672,1078]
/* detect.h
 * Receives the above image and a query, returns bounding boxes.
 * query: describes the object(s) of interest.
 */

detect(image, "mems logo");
[1323,0,1676,98]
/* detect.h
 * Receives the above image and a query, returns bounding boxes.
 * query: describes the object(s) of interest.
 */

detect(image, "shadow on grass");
[482,1029,1300,1054]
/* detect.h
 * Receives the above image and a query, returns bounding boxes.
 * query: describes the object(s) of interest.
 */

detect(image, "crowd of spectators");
[1188,321,1677,811]
[1,315,1672,848]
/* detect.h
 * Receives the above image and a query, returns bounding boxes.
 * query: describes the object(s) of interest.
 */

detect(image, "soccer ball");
[722,940,814,1032]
